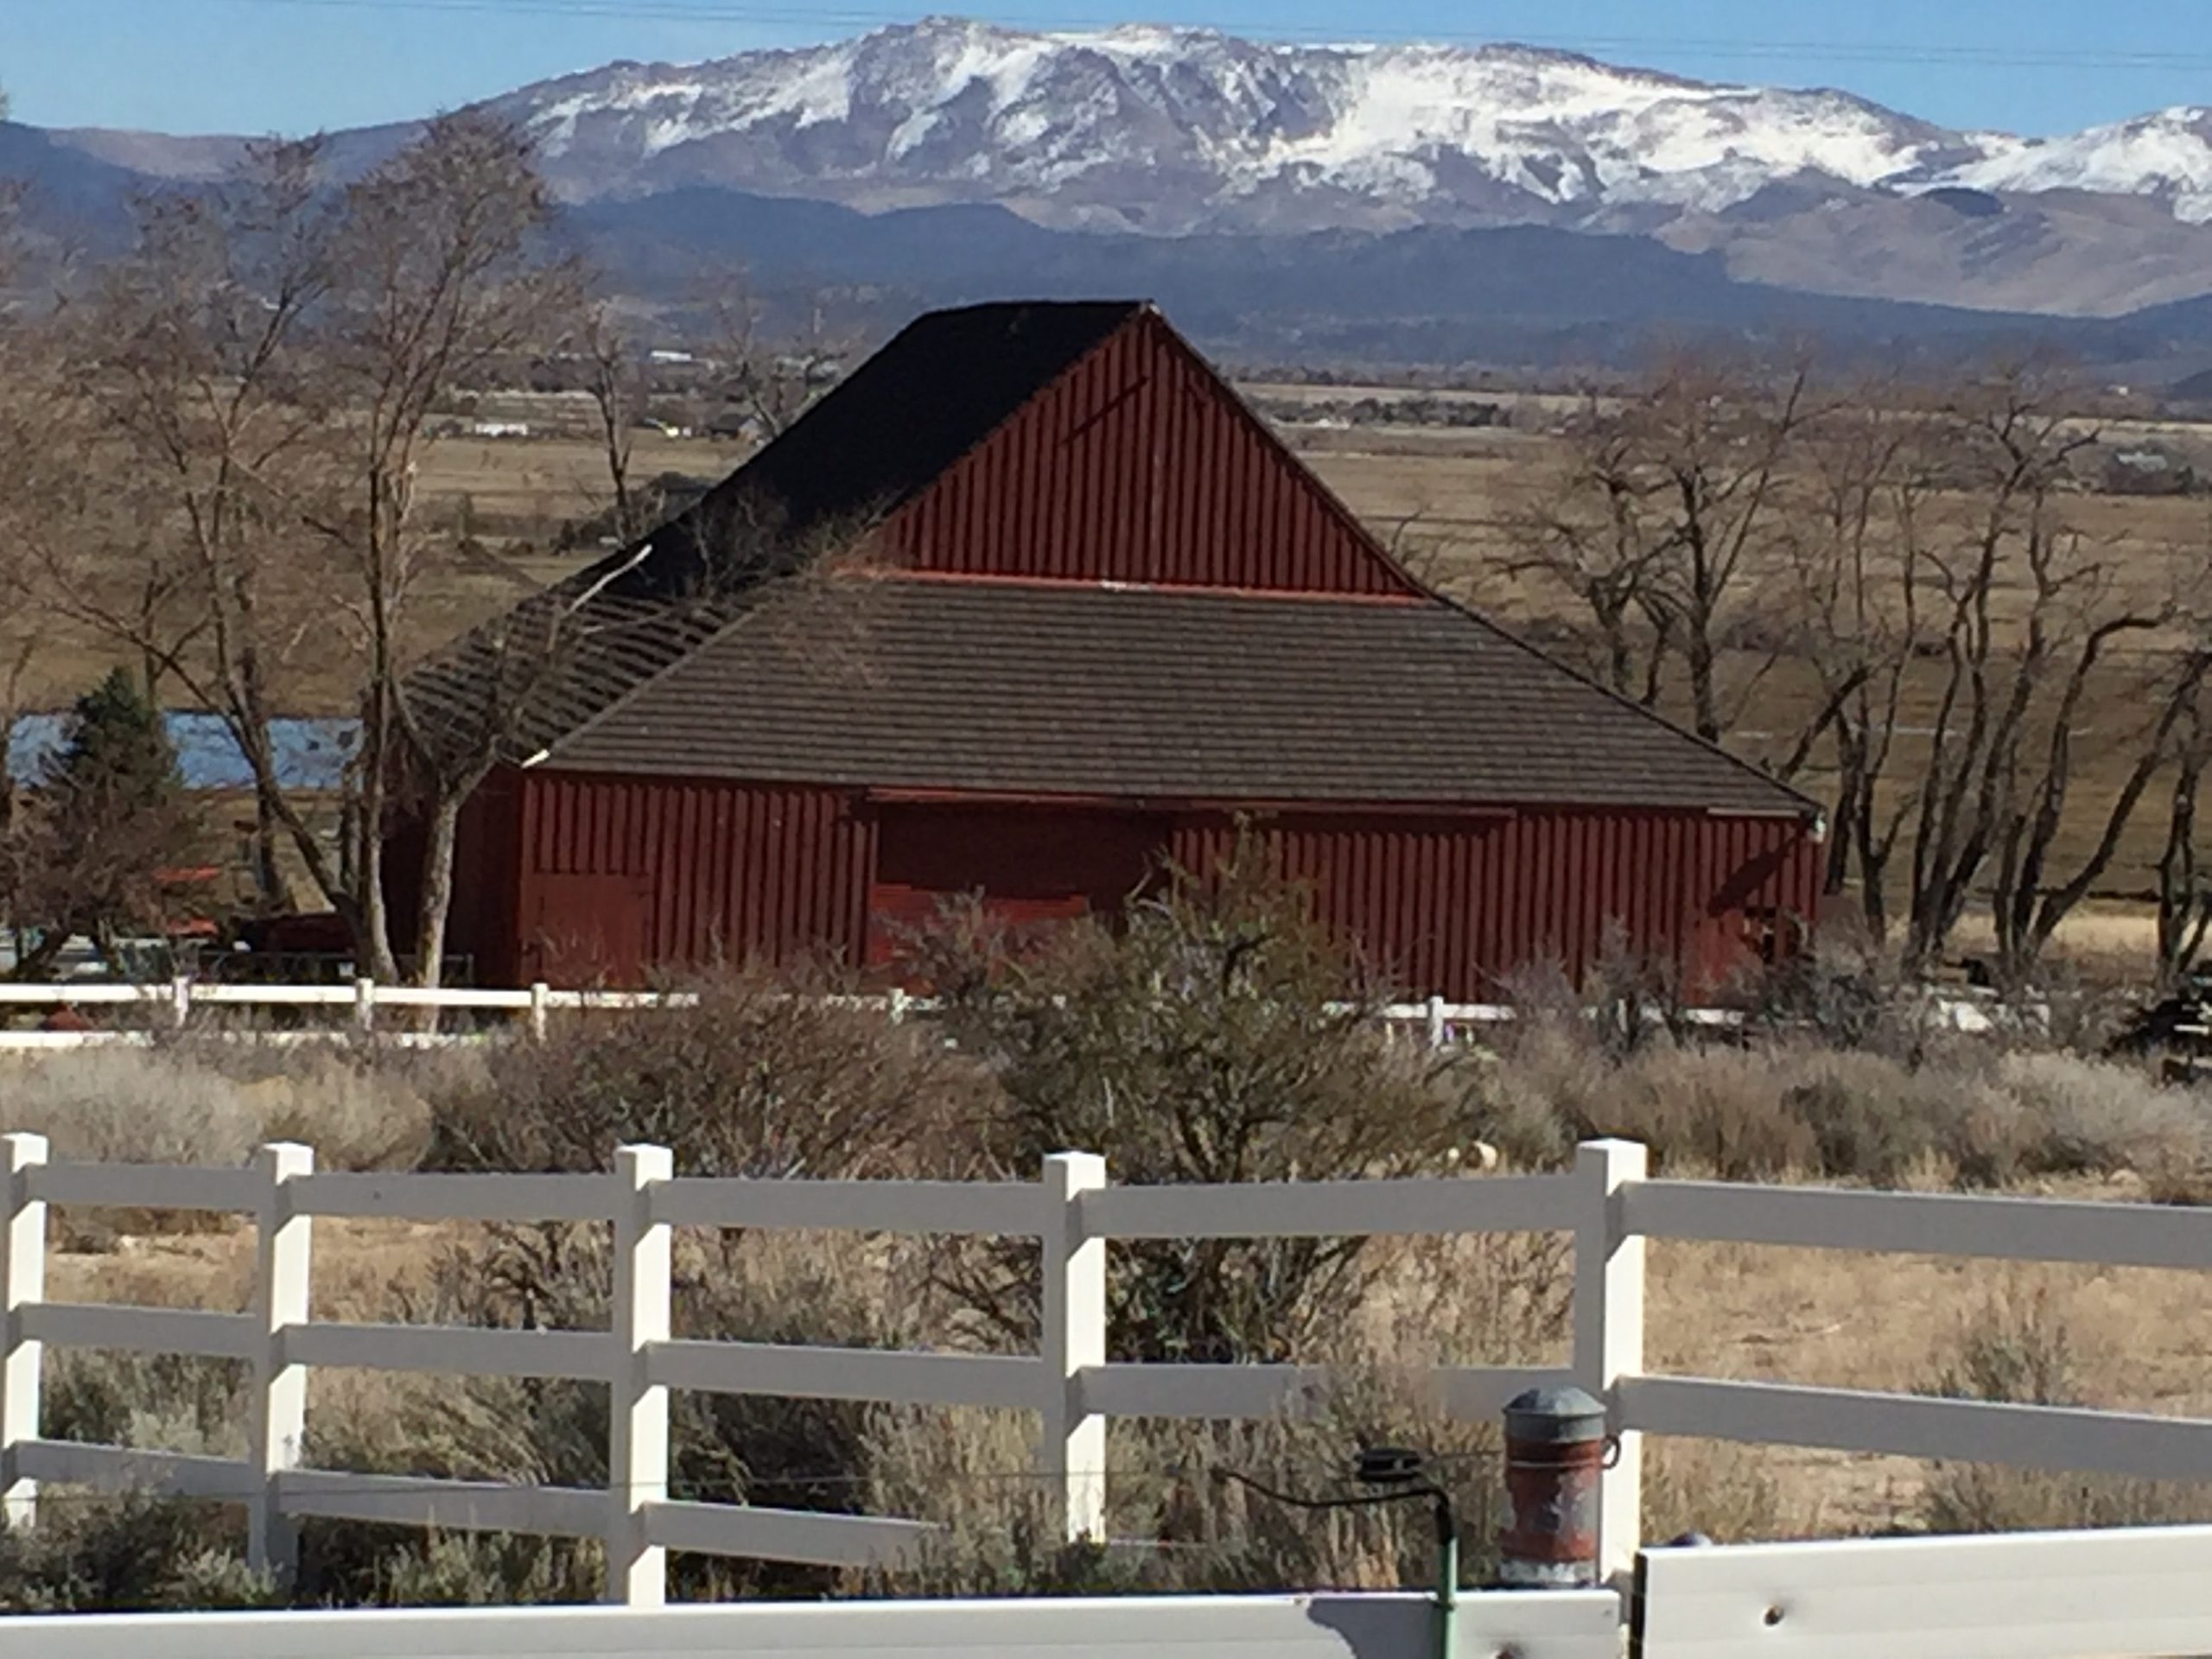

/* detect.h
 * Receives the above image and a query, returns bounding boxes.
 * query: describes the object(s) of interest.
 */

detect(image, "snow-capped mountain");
[480,17,2204,233]
[22,18,2212,325]
[1943,106,2212,224]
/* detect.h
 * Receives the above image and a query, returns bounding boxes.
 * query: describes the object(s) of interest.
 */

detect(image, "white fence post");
[608,1143,672,1606]
[1,1133,48,1529]
[529,981,550,1042]
[1426,994,1448,1050]
[169,975,191,1031]
[353,977,376,1035]
[248,1141,314,1578]
[1040,1151,1107,1542]
[1573,1138,1647,1589]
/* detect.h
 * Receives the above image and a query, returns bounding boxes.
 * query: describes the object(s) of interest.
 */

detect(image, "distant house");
[390,302,1820,992]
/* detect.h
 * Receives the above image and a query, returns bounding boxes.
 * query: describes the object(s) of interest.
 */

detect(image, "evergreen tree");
[11,670,195,975]
[44,667,181,815]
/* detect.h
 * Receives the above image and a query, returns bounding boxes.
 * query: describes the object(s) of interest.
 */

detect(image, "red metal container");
[1498,1386,1611,1589]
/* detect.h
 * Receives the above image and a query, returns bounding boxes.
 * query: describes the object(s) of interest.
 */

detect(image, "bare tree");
[1883,365,2209,984]
[54,140,361,944]
[1778,387,1942,934]
[1499,353,2199,985]
[314,111,581,982]
[0,249,41,937]
[578,302,658,546]
[2156,685,2212,988]
[1511,356,1828,741]
[1506,397,1675,704]
[54,120,579,982]
[705,286,845,442]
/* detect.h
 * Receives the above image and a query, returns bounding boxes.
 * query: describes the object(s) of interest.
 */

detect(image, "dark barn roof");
[408,302,1143,758]
[592,299,1144,609]
[544,581,1808,815]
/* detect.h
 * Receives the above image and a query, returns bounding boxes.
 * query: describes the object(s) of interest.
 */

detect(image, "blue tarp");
[6,713,359,791]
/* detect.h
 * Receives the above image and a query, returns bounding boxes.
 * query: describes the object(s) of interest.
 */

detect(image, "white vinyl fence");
[7,1135,2212,1651]
[0,979,1781,1050]
[0,979,1491,1046]
[0,1589,1624,1659]
[1633,1522,2212,1659]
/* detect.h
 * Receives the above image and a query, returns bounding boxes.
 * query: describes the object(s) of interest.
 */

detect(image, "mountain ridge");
[15,18,2212,354]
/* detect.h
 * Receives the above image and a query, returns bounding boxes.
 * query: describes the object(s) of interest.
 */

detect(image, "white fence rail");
[1633,1523,2212,1659]
[9,1133,2212,1637]
[0,977,2027,1053]
[0,979,1773,1050]
[0,1589,1625,1659]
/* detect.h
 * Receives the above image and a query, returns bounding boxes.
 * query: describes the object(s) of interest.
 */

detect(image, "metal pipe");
[1432,1491,1459,1659]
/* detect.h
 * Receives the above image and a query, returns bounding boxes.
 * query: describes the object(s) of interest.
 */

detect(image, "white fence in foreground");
[6,1530,2209,1659]
[0,1589,1624,1659]
[8,1135,2212,1637]
[1634,1523,2212,1659]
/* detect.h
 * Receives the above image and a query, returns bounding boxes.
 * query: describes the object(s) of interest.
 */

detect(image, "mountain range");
[15,18,2212,372]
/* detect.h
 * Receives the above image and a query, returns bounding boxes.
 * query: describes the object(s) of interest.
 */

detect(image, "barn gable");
[877,308,1420,594]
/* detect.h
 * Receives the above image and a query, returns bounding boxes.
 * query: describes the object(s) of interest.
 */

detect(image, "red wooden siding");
[1171,809,1821,998]
[868,804,1165,960]
[514,772,874,982]
[879,311,1420,596]
[439,779,1815,997]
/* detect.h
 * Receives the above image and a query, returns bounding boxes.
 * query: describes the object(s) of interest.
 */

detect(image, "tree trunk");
[358,817,397,982]
[2158,746,2209,990]
[411,791,466,991]
[1685,613,1721,742]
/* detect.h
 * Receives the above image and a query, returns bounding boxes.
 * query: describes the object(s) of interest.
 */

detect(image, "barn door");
[525,872,652,986]
[867,806,1167,968]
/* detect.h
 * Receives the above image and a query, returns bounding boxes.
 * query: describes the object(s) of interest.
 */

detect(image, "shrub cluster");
[1475,1027,2210,1191]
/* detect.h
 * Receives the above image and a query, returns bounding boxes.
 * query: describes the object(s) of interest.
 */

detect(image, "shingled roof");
[540,579,1812,816]
[406,302,1144,758]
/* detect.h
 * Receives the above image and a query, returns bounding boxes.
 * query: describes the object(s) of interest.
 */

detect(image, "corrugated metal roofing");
[543,579,1813,816]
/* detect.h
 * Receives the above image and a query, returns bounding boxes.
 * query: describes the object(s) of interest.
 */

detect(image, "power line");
[186,0,2212,78]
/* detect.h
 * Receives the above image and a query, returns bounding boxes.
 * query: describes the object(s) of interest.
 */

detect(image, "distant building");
[391,302,1820,992]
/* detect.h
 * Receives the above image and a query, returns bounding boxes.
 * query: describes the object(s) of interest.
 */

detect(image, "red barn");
[395,302,1820,994]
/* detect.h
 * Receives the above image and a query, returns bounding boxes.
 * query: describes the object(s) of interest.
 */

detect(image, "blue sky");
[6,0,2209,137]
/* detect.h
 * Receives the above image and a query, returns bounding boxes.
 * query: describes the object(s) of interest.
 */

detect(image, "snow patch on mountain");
[1939,107,2212,223]
[494,18,2212,232]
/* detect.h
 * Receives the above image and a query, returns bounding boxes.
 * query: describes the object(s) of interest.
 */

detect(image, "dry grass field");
[7,907,2212,1600]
